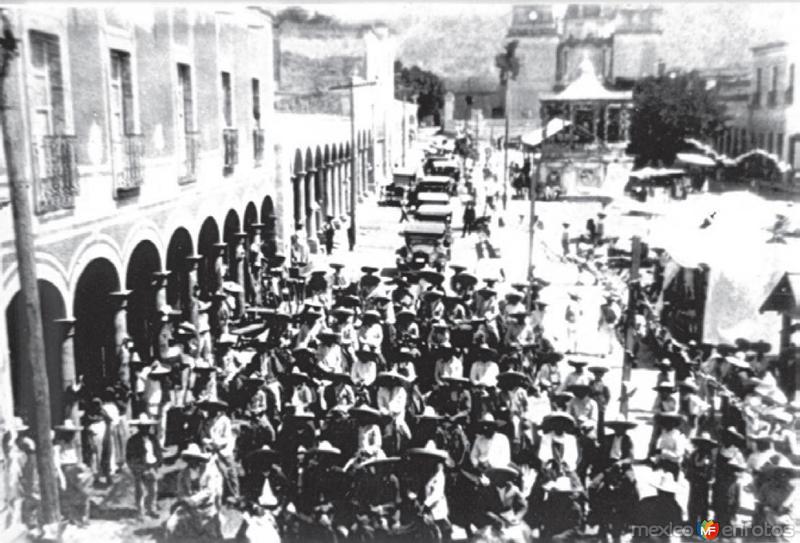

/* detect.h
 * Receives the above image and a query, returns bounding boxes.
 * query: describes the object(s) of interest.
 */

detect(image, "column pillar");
[109,290,132,390]
[233,232,248,318]
[294,173,306,232]
[337,159,346,218]
[326,162,336,217]
[185,254,203,329]
[248,222,265,306]
[304,169,315,240]
[152,270,171,314]
[54,317,77,408]
[323,163,333,217]
[212,242,228,293]
[603,106,611,142]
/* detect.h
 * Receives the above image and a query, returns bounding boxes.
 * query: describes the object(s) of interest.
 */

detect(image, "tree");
[495,39,520,210]
[628,71,727,167]
[394,60,445,124]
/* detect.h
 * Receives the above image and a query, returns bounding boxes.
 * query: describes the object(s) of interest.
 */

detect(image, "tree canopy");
[495,40,520,87]
[628,71,727,166]
[394,60,446,124]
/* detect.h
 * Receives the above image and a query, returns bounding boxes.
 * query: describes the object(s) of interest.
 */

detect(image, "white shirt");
[208,414,235,458]
[470,432,511,468]
[424,468,449,520]
[470,361,499,387]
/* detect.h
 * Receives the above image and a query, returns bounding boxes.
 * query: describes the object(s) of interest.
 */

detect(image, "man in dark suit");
[597,420,635,472]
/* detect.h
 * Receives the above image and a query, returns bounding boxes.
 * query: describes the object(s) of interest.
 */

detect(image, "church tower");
[506,5,560,121]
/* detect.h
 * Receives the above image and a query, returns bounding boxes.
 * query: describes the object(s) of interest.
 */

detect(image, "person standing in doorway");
[462,201,476,237]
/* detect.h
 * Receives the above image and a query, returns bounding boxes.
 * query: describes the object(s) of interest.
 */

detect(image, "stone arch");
[2,253,70,312]
[66,235,124,304]
[243,201,258,232]
[121,220,165,274]
[197,216,220,297]
[6,279,67,424]
[166,227,194,314]
[125,240,162,366]
[74,257,121,392]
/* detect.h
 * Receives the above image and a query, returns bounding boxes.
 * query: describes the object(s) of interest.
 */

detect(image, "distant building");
[506,3,662,122]
[448,77,505,121]
[273,17,398,186]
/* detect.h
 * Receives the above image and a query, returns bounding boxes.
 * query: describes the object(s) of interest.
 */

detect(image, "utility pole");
[502,82,510,212]
[0,9,61,533]
[620,235,642,419]
[330,76,376,250]
[526,156,539,311]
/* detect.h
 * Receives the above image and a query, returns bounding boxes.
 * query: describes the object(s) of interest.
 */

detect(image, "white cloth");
[470,361,499,387]
[470,432,511,468]
[537,432,578,471]
[424,469,449,521]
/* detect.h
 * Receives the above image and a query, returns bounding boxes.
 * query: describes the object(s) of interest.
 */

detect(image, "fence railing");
[113,133,145,195]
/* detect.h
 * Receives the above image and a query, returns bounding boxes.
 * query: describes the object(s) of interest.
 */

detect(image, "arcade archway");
[125,241,161,364]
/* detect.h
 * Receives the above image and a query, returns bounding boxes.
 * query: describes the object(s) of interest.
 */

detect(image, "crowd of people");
[3,137,800,543]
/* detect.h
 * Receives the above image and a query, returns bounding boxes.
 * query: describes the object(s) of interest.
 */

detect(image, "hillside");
[385,3,796,87]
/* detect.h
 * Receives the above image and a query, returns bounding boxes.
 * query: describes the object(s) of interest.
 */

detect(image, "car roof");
[402,221,447,235]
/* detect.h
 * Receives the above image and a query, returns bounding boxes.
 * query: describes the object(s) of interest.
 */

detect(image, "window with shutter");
[252,78,261,127]
[29,31,65,136]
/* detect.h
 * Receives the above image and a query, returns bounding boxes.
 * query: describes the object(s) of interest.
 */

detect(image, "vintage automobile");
[423,157,461,182]
[408,175,455,204]
[414,203,453,225]
[379,167,417,206]
[415,191,450,206]
[397,221,450,271]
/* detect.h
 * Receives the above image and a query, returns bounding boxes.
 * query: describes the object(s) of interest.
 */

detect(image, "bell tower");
[506,5,560,120]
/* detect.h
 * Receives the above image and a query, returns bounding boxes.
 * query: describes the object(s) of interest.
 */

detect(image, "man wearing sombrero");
[125,414,162,520]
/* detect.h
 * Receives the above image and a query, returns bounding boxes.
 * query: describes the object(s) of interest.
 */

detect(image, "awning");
[735,149,793,173]
[629,167,686,179]
[676,153,716,167]
[520,118,571,148]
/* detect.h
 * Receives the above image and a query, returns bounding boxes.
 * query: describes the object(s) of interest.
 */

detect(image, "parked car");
[408,175,454,205]
[379,167,417,206]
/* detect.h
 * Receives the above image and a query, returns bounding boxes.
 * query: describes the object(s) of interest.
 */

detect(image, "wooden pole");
[0,10,61,532]
[526,158,539,311]
[502,83,510,211]
[620,235,642,419]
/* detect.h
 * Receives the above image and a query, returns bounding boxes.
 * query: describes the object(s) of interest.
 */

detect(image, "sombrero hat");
[176,322,197,337]
[678,377,699,392]
[361,266,379,275]
[650,472,678,494]
[605,419,637,432]
[349,405,385,426]
[476,287,497,299]
[361,309,382,322]
[222,281,244,294]
[449,264,468,275]
[355,348,379,362]
[722,426,745,443]
[504,290,524,302]
[756,454,800,478]
[330,262,345,271]
[417,406,443,422]
[281,369,316,388]
[441,375,470,387]
[181,443,211,462]
[655,358,673,370]
[567,359,588,368]
[541,412,576,433]
[129,413,159,426]
[655,412,684,424]
[360,275,381,289]
[406,440,450,463]
[307,440,342,458]
[475,344,498,361]
[588,366,609,376]
[192,360,218,373]
[318,329,341,344]
[147,361,172,378]
[475,413,506,432]
[652,383,676,393]
[197,398,229,412]
[419,270,445,286]
[54,419,83,433]
[551,391,574,403]
[422,289,444,302]
[497,371,531,390]
[543,475,584,494]
[246,445,280,466]
[486,464,521,486]
[452,272,478,289]
[724,355,749,369]
[396,308,416,320]
[691,431,718,448]
[331,307,355,320]
[375,370,412,389]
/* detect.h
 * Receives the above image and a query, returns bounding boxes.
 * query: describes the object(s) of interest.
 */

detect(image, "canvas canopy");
[655,194,800,348]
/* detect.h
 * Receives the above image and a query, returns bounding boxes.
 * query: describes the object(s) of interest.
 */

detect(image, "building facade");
[714,42,799,169]
[506,3,661,123]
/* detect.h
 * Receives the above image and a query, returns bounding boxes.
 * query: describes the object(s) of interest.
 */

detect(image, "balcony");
[751,92,761,108]
[223,128,239,176]
[112,133,145,197]
[786,87,794,105]
[33,134,79,215]
[253,127,265,167]
[179,131,200,185]
[767,89,777,108]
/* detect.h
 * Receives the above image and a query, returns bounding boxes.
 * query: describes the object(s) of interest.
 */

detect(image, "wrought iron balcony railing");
[113,133,145,196]
[223,128,239,176]
[33,134,79,215]
[253,127,265,167]
[179,131,200,184]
